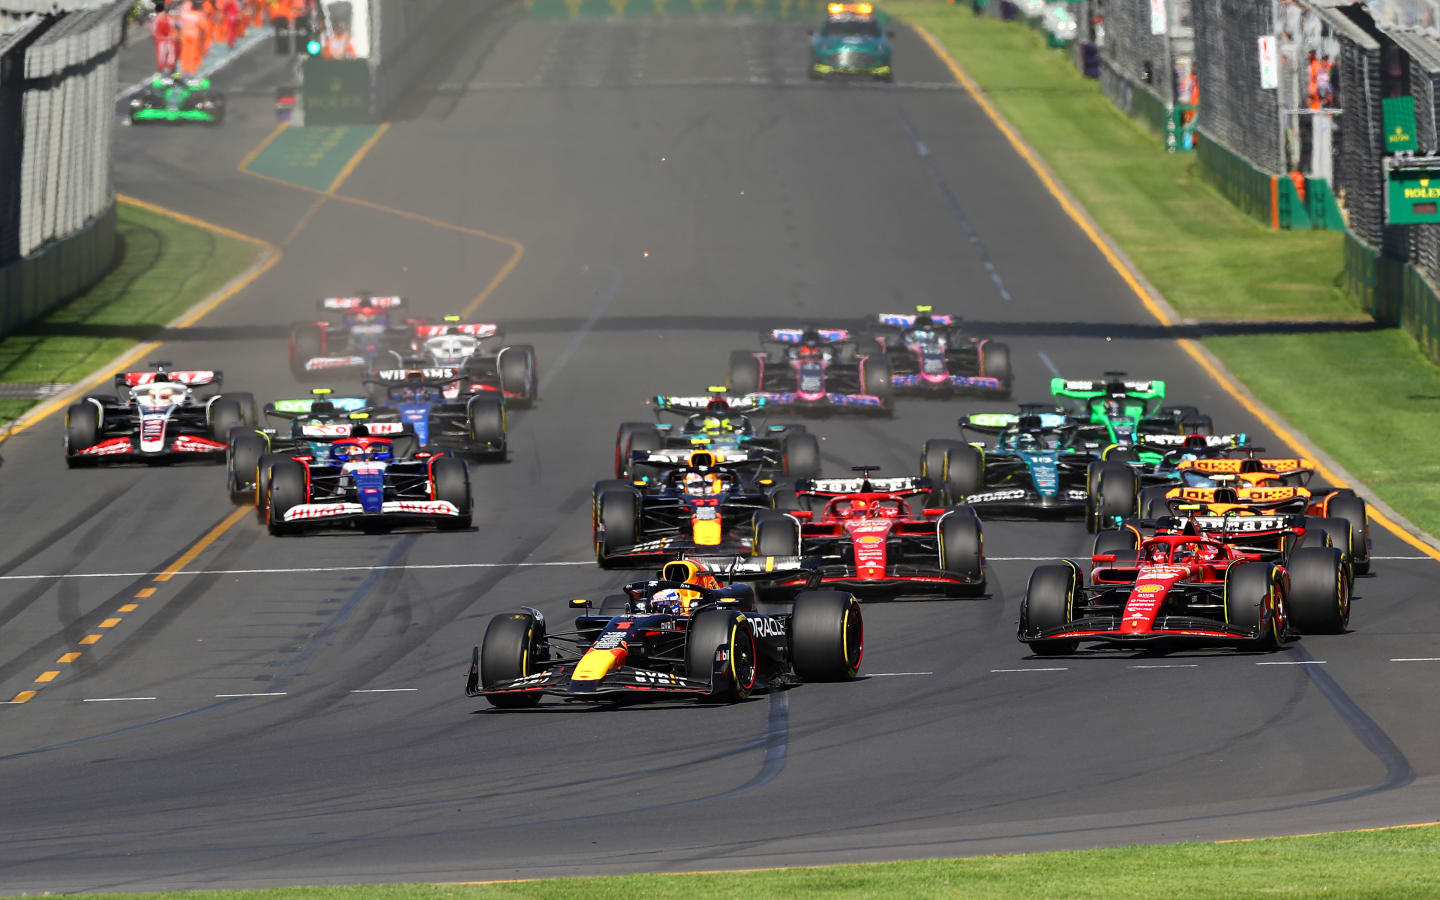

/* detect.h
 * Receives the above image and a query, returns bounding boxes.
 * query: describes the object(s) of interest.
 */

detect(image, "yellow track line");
[153,508,249,582]
[909,23,1440,563]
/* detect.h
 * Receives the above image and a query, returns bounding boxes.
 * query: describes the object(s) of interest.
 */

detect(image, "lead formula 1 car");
[727,327,893,414]
[867,308,1012,397]
[467,557,863,707]
[128,74,226,124]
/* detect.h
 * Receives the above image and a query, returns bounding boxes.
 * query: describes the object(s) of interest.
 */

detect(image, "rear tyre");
[938,506,984,593]
[208,398,245,442]
[432,456,473,529]
[614,422,662,478]
[940,443,985,503]
[290,324,323,378]
[224,391,258,425]
[1224,562,1284,649]
[861,355,893,405]
[227,432,267,503]
[1139,484,1172,519]
[1103,446,1140,464]
[1303,516,1353,586]
[498,345,537,408]
[466,395,506,458]
[685,608,756,702]
[1287,546,1349,634]
[594,487,639,567]
[266,460,309,535]
[752,510,800,557]
[729,351,761,394]
[768,477,804,511]
[480,612,546,709]
[1020,564,1079,655]
[781,432,821,478]
[65,402,100,465]
[791,591,863,681]
[1325,492,1371,576]
[1087,463,1139,533]
[980,341,1012,398]
[920,439,964,487]
[1092,527,1141,558]
[389,433,420,460]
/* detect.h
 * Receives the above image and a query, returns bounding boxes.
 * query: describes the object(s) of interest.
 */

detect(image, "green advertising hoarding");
[1387,165,1440,225]
[1383,96,1418,154]
[303,58,371,125]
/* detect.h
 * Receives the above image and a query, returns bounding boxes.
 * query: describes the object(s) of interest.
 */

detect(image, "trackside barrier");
[1196,131,1272,226]
[0,201,116,339]
[1097,59,1168,137]
[1344,228,1440,363]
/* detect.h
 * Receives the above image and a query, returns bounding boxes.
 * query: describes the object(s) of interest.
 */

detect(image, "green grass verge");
[61,824,1440,899]
[0,200,262,425]
[891,0,1440,538]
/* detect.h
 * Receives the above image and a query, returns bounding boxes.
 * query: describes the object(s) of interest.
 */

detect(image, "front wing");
[469,662,714,701]
[282,499,461,527]
[1025,615,1266,648]
[769,563,984,597]
[753,391,889,413]
[960,487,1089,516]
[892,374,1005,393]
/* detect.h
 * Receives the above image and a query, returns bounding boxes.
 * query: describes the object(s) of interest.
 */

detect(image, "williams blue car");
[810,3,893,82]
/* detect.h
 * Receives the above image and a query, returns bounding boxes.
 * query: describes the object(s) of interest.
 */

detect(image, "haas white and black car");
[467,557,863,708]
[387,317,538,408]
[263,430,472,535]
[64,363,256,468]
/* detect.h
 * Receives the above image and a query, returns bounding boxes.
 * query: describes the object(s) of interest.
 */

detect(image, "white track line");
[1391,658,1440,662]
[215,692,287,698]
[1256,661,1326,666]
[865,672,933,677]
[991,667,1068,672]
[82,697,156,702]
[1128,664,1199,669]
[351,688,420,693]
[0,561,594,581]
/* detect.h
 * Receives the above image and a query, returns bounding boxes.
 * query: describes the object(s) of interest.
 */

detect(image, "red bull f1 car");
[467,557,863,708]
[263,432,471,535]
[1018,526,1349,655]
[727,327,893,414]
[65,363,255,468]
[763,468,986,598]
[868,308,1012,397]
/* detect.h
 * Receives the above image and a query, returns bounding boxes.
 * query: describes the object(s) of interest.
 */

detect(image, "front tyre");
[65,402,100,465]
[1223,562,1285,650]
[594,487,639,567]
[266,460,309,536]
[938,506,985,594]
[227,431,268,503]
[431,456,473,529]
[1020,564,1079,655]
[480,612,546,709]
[729,351,762,394]
[791,591,863,681]
[685,608,757,703]
[980,341,1012,398]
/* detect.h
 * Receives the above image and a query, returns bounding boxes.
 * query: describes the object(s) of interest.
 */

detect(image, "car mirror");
[1093,553,1116,563]
[788,510,813,520]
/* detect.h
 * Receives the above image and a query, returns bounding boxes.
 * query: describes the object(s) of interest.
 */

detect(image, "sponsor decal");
[375,367,456,381]
[1134,584,1165,594]
[283,500,459,522]
[633,670,680,685]
[172,435,226,453]
[123,370,215,386]
[302,423,355,437]
[749,616,786,638]
[80,438,132,455]
[965,489,1028,503]
[857,535,883,545]
[305,357,366,370]
[592,631,627,651]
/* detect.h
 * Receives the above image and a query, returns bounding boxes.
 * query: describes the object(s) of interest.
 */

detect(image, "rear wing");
[800,475,930,495]
[1176,457,1312,476]
[117,370,221,389]
[1183,513,1308,535]
[264,396,369,418]
[684,555,820,578]
[319,295,405,311]
[873,312,956,328]
[294,421,408,438]
[1050,376,1165,402]
[412,322,501,339]
[764,328,850,344]
[1167,485,1312,504]
[650,393,767,415]
[960,411,1066,437]
[371,367,460,383]
[1141,433,1248,450]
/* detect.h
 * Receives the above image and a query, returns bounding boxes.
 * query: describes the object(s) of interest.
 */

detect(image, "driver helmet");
[331,442,366,463]
[147,384,182,404]
[310,400,337,418]
[705,397,732,414]
[1104,397,1125,418]
[648,588,685,615]
[683,472,709,496]
[848,498,869,516]
[1146,544,1169,564]
[1015,432,1039,448]
[363,442,393,462]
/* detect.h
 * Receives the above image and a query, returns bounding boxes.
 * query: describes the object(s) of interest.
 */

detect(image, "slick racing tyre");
[498,345,537,408]
[860,355,893,405]
[227,431,268,503]
[1087,463,1139,533]
[594,487,639,567]
[480,612,546,709]
[1021,564,1080,655]
[752,510,801,557]
[208,397,246,442]
[1303,516,1353,587]
[266,460,309,536]
[466,395,507,459]
[921,439,967,499]
[254,452,289,521]
[1287,546,1349,634]
[767,477,805,511]
[980,341,1012,398]
[64,402,100,467]
[781,432,821,479]
[791,591,863,681]
[289,324,323,379]
[1102,445,1140,465]
[223,392,257,426]
[1139,484,1172,519]
[1325,491,1371,577]
[1224,562,1285,650]
[614,422,661,478]
[938,506,985,595]
[938,442,984,504]
[729,350,761,394]
[684,608,757,703]
[1092,526,1141,558]
[431,456,473,529]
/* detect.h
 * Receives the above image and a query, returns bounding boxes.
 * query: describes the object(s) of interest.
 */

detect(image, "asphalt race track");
[3,6,1440,893]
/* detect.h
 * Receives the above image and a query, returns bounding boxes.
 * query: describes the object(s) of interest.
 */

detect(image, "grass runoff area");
[54,824,1440,898]
[890,0,1440,538]
[0,200,261,424]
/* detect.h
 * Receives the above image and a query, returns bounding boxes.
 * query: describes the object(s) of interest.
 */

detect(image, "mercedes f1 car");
[128,74,226,124]
[1019,525,1350,655]
[467,557,862,708]
[263,432,471,535]
[921,408,1137,531]
[614,389,821,481]
[728,327,893,414]
[65,363,255,468]
[592,452,788,567]
[226,389,417,506]
[761,468,986,598]
[867,308,1012,397]
[288,295,414,377]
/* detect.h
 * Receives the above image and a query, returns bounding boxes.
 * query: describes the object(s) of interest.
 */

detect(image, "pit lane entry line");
[909,22,1440,565]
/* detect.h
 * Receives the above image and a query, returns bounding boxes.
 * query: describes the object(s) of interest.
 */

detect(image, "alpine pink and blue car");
[727,328,893,415]
[868,308,1012,398]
